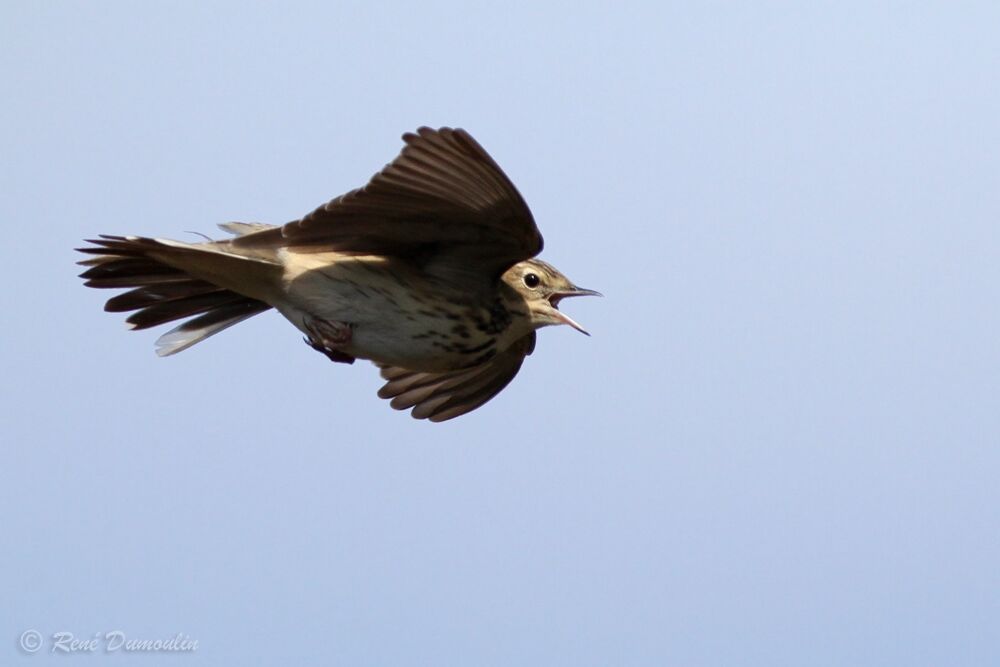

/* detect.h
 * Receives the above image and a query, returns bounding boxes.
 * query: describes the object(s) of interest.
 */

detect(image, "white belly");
[274,251,498,371]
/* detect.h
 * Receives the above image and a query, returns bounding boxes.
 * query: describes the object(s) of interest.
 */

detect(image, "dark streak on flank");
[459,338,494,355]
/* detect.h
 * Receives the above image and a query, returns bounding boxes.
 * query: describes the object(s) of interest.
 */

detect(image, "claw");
[303,318,355,364]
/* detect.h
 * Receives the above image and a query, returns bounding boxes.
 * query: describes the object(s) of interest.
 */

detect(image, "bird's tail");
[77,235,278,356]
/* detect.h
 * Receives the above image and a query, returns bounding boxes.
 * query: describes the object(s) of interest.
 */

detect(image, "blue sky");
[3,2,1000,665]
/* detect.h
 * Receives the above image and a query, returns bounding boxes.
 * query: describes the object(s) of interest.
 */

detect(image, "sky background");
[3,2,1000,665]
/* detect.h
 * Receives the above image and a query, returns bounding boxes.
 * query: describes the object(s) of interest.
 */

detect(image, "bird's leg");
[303,317,356,364]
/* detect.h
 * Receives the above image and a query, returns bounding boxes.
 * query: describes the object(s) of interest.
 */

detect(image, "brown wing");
[237,127,543,287]
[376,333,536,422]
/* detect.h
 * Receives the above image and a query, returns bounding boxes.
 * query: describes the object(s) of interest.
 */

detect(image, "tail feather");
[104,282,222,312]
[77,235,273,355]
[124,291,250,331]
[154,300,270,357]
[79,257,192,287]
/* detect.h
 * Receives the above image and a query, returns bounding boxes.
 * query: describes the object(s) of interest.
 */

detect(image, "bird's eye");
[523,273,541,288]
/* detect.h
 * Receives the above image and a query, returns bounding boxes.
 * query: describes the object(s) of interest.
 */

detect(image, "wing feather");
[235,127,543,288]
[375,333,536,422]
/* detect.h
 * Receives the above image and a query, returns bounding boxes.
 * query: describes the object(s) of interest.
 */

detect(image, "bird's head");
[502,259,600,335]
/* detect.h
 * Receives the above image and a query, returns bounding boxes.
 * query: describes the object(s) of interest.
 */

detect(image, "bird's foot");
[304,318,355,364]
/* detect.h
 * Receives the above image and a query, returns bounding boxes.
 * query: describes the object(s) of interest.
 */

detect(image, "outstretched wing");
[376,333,536,422]
[237,127,543,289]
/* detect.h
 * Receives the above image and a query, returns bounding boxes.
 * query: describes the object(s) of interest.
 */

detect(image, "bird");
[77,127,599,421]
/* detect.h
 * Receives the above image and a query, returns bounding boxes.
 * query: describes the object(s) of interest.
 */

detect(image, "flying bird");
[77,127,598,421]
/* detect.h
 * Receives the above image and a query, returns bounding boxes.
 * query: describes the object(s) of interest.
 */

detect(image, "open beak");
[548,287,602,336]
